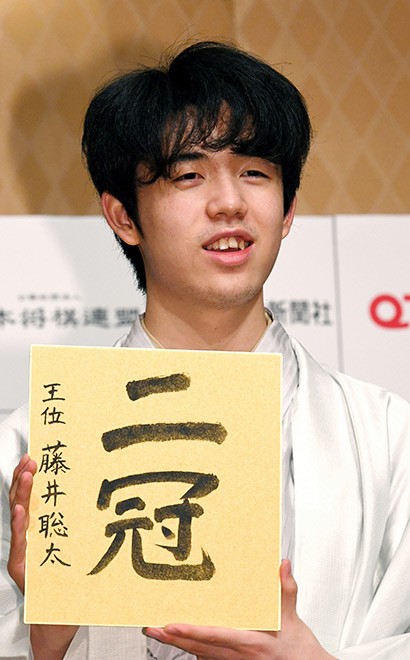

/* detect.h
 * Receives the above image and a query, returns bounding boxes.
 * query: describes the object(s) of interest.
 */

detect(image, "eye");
[172,170,204,188]
[175,172,200,181]
[242,170,268,178]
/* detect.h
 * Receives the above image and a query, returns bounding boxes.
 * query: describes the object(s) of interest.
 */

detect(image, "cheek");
[150,198,188,237]
[251,188,283,218]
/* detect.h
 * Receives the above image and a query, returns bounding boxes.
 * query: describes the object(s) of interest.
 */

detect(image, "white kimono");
[1,319,410,659]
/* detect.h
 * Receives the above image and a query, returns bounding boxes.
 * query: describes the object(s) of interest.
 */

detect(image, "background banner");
[1,215,409,421]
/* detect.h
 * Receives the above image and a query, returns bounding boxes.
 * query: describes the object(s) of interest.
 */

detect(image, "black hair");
[82,41,312,291]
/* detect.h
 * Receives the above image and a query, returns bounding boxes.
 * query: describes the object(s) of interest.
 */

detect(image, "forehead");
[135,97,289,188]
[162,103,255,159]
[167,102,236,138]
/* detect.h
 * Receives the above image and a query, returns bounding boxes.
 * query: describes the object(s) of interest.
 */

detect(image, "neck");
[143,295,268,351]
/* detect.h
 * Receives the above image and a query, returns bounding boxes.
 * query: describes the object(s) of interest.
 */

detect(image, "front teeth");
[218,238,229,250]
[206,237,248,251]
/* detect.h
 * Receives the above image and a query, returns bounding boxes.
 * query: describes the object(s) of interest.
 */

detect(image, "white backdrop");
[0,215,409,421]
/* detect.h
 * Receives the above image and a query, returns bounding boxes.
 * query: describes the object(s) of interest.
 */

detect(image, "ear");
[281,195,297,239]
[101,192,141,246]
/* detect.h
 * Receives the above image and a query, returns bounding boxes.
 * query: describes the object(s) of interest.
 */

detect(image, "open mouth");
[204,237,251,252]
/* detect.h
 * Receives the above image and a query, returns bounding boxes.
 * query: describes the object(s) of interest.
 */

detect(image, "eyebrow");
[166,150,281,173]
[168,151,208,165]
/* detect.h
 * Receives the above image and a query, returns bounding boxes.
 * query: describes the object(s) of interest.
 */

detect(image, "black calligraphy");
[37,383,71,568]
[39,441,70,475]
[90,373,226,581]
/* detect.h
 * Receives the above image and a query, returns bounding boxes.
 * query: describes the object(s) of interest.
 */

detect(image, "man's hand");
[8,454,37,592]
[8,454,79,660]
[144,560,335,659]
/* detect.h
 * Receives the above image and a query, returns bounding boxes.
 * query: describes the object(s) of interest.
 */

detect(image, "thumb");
[280,559,298,619]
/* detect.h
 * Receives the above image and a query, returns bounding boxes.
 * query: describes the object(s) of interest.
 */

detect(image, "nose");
[206,176,248,220]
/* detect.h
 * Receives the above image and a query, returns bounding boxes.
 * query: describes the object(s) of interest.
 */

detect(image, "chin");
[188,284,263,311]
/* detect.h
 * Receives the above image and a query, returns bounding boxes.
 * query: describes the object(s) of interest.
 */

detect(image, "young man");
[2,41,410,659]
